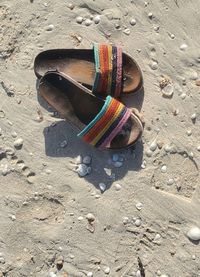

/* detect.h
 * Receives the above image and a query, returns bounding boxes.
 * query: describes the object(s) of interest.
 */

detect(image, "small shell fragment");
[161,165,167,173]
[14,138,23,149]
[180,43,188,51]
[136,202,143,210]
[162,84,174,98]
[149,140,157,151]
[123,28,131,35]
[187,227,200,241]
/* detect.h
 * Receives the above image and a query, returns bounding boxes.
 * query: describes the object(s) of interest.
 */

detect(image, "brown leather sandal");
[39,71,143,150]
[35,43,143,98]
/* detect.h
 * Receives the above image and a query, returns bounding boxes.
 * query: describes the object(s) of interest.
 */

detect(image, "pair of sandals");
[34,43,144,150]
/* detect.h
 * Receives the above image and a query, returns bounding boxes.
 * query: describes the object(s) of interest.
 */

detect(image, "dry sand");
[0,0,200,276]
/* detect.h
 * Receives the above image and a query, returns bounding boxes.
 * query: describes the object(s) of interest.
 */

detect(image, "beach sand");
[0,0,200,276]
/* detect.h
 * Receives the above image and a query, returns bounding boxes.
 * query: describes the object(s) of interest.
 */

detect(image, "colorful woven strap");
[92,43,123,98]
[78,96,131,149]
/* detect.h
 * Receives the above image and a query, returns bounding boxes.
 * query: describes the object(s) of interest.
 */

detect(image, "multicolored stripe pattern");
[92,43,123,98]
[78,96,131,149]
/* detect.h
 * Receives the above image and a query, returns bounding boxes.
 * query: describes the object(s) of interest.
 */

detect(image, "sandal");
[39,71,143,150]
[34,43,143,98]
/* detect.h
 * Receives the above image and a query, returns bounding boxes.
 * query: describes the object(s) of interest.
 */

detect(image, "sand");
[0,0,200,276]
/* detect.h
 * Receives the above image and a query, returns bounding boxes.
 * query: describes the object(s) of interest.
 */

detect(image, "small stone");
[46,24,54,31]
[78,216,84,221]
[112,154,119,162]
[83,155,92,165]
[197,146,200,151]
[49,272,56,277]
[161,165,167,173]
[60,140,68,148]
[189,71,198,80]
[154,234,161,240]
[135,219,142,227]
[123,216,129,224]
[162,84,174,98]
[104,267,110,274]
[86,213,95,222]
[68,3,75,10]
[94,15,101,24]
[181,93,186,99]
[14,138,23,149]
[87,272,93,277]
[146,149,153,157]
[149,61,158,70]
[99,182,106,192]
[130,18,136,26]
[157,270,162,276]
[55,255,64,267]
[85,19,92,26]
[154,26,159,31]
[170,34,175,39]
[0,257,5,264]
[11,131,17,138]
[187,129,192,136]
[149,140,157,151]
[180,43,188,51]
[123,28,131,35]
[114,161,123,168]
[76,16,83,24]
[195,79,200,86]
[9,214,16,221]
[187,227,200,241]
[136,202,143,210]
[192,254,196,260]
[148,12,153,19]
[167,178,174,185]
[76,164,89,177]
[191,113,196,121]
[115,183,122,191]
[141,160,146,169]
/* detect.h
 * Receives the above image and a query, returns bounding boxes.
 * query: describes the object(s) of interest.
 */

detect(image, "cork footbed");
[38,71,143,149]
[35,49,143,95]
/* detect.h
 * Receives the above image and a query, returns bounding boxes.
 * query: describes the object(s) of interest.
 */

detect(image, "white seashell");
[76,16,83,24]
[130,18,136,26]
[76,155,82,164]
[99,182,106,192]
[135,219,141,227]
[161,165,167,173]
[141,160,146,169]
[78,216,83,221]
[86,213,95,222]
[60,140,68,148]
[149,140,157,151]
[46,24,54,31]
[85,19,92,26]
[83,155,92,165]
[14,138,23,148]
[104,267,110,274]
[123,28,131,35]
[162,84,174,98]
[76,164,89,177]
[114,161,123,168]
[94,15,101,24]
[180,43,188,51]
[170,34,175,39]
[191,113,196,120]
[87,272,93,277]
[112,154,119,162]
[187,227,200,241]
[149,61,158,70]
[136,202,143,210]
[115,183,122,191]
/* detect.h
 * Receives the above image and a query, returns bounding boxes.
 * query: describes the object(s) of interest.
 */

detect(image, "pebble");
[86,213,95,222]
[187,227,200,241]
[149,61,158,70]
[123,28,131,35]
[191,113,196,121]
[148,12,153,19]
[135,219,142,227]
[76,164,89,177]
[154,233,161,240]
[60,140,68,148]
[192,254,196,260]
[162,84,174,98]
[123,216,129,224]
[136,202,143,210]
[14,138,23,149]
[130,18,136,25]
[146,149,153,157]
[85,19,92,26]
[156,270,162,276]
[114,161,123,168]
[136,270,142,277]
[195,79,200,86]
[167,178,174,185]
[78,216,84,221]
[83,155,92,165]
[187,129,192,136]
[115,183,122,191]
[94,15,101,24]
[0,257,5,264]
[170,34,175,39]
[76,16,83,24]
[180,43,188,51]
[46,24,54,31]
[99,182,107,192]
[154,26,159,31]
[9,214,16,221]
[67,3,75,10]
[87,272,93,277]
[149,140,157,151]
[189,71,198,80]
[11,131,17,138]
[197,146,200,151]
[104,266,110,274]
[161,165,167,173]
[141,160,146,169]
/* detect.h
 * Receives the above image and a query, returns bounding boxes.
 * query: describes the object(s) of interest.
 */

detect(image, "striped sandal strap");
[92,43,123,98]
[78,96,131,149]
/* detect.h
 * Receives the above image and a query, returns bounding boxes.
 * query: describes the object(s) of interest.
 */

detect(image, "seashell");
[146,149,153,157]
[104,267,110,274]
[46,24,54,31]
[87,272,93,277]
[130,18,136,26]
[115,183,122,191]
[187,227,200,241]
[180,43,188,51]
[14,138,23,149]
[135,219,141,227]
[149,61,158,70]
[75,155,82,164]
[148,12,153,19]
[170,33,175,39]
[161,165,167,173]
[123,28,131,35]
[83,155,92,164]
[187,129,192,136]
[136,202,143,210]
[86,213,95,222]
[136,270,142,277]
[76,16,83,24]
[76,164,89,177]
[167,178,174,185]
[141,160,146,169]
[85,19,92,26]
[99,182,107,192]
[191,113,196,121]
[162,84,174,98]
[94,15,101,24]
[149,140,157,151]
